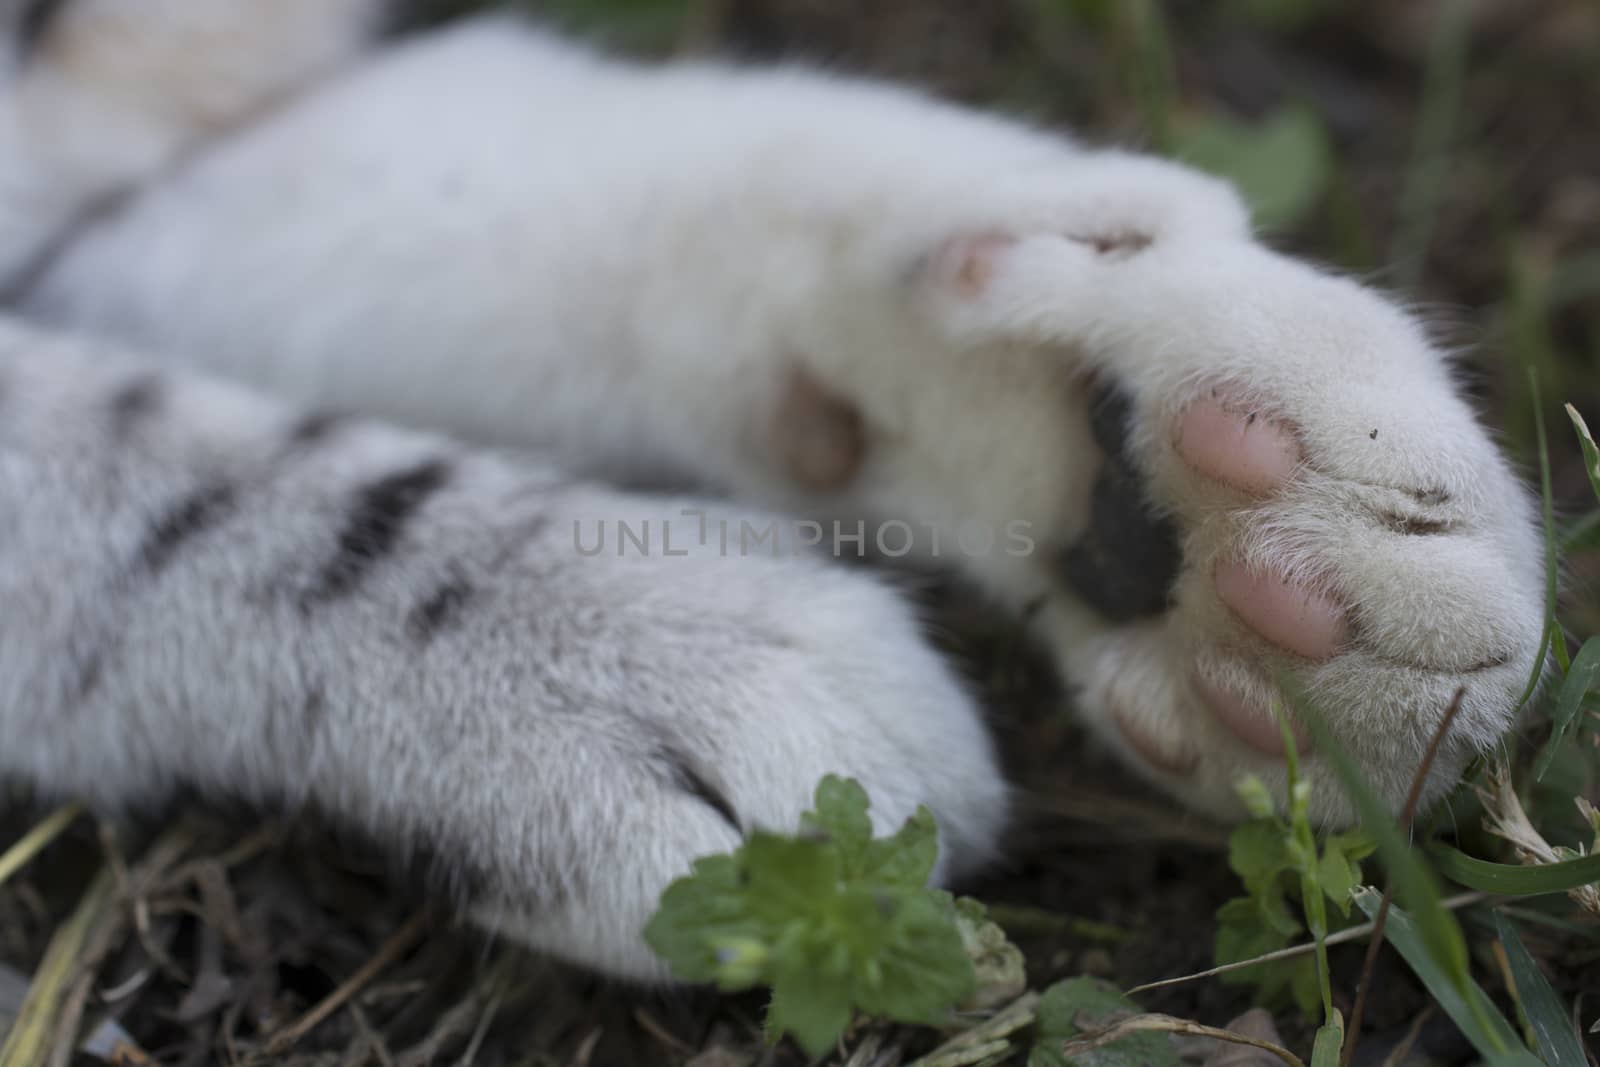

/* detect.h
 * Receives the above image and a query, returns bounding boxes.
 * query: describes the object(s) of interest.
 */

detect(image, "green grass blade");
[1351,890,1528,1061]
[1489,905,1600,939]
[1532,369,1570,676]
[1284,687,1482,1036]
[1492,911,1587,1067]
[1277,707,1337,1024]
[0,804,83,889]
[1565,404,1600,503]
[1516,624,1556,711]
[1534,635,1600,780]
[1430,844,1600,896]
[1513,365,1562,707]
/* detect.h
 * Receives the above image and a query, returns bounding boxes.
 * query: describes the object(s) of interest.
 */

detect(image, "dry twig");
[1056,1013,1304,1067]
[264,908,433,1057]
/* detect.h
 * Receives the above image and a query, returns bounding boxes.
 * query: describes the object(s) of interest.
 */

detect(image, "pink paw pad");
[1215,561,1348,661]
[1193,672,1310,757]
[1176,395,1300,496]
[1113,705,1199,777]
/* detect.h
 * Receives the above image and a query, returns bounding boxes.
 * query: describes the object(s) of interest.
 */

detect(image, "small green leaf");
[646,775,976,1055]
[1213,893,1317,1012]
[643,853,762,985]
[1317,830,1372,916]
[741,832,841,922]
[1317,844,1358,916]
[1031,978,1177,1067]
[856,892,975,1025]
[1171,107,1332,231]
[768,954,855,1058]
[1261,885,1306,938]
[1329,829,1378,863]
[801,777,939,887]
[857,805,941,889]
[1493,911,1588,1067]
[1286,685,1478,1027]
[804,775,874,857]
[1228,819,1294,890]
[1215,896,1295,959]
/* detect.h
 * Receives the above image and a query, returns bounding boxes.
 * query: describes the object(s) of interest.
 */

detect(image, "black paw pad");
[1059,381,1181,622]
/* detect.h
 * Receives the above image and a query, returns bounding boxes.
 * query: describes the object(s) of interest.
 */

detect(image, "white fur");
[0,0,385,287]
[0,2,1546,974]
[0,324,1007,980]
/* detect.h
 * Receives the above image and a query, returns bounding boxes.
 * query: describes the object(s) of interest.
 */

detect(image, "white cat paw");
[890,163,1545,823]
[474,530,1009,979]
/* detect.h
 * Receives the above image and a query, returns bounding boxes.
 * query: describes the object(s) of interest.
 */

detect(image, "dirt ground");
[3,1,1597,1064]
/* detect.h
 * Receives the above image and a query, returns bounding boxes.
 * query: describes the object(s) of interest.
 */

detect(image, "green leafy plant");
[1212,777,1372,1015]
[1287,690,1556,1066]
[1028,977,1176,1067]
[644,775,1007,1057]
